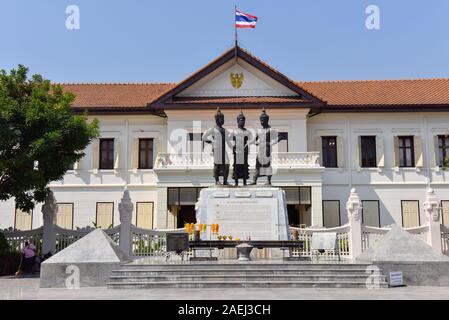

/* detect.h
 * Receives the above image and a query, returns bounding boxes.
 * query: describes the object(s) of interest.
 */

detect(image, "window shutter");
[401,201,420,228]
[132,138,139,169]
[337,136,345,168]
[91,139,99,170]
[96,203,114,229]
[414,135,424,168]
[432,135,439,167]
[356,136,361,167]
[114,138,120,169]
[376,135,385,167]
[315,136,322,166]
[393,136,400,167]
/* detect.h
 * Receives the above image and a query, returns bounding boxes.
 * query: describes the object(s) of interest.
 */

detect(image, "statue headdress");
[260,107,269,121]
[214,107,224,121]
[237,109,246,121]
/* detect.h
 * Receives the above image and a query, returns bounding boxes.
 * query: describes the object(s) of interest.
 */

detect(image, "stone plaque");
[196,187,290,241]
[213,191,230,198]
[234,191,251,198]
[255,191,273,198]
[212,198,277,240]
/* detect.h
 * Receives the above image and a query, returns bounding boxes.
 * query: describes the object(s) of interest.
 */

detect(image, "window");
[322,200,341,228]
[321,136,337,168]
[398,136,415,167]
[56,203,74,230]
[99,138,114,169]
[438,135,449,167]
[442,201,449,228]
[278,132,289,153]
[362,201,380,227]
[136,202,154,229]
[360,136,377,168]
[401,200,420,228]
[138,138,154,169]
[96,202,114,229]
[14,208,32,231]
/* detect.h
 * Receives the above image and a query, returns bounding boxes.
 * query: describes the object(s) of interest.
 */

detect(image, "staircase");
[108,262,388,289]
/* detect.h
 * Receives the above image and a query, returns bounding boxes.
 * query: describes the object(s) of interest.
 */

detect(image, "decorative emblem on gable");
[230,72,244,89]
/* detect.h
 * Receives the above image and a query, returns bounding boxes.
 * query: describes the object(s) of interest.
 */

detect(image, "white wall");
[309,112,449,226]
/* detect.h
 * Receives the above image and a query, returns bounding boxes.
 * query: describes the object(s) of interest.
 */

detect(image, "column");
[155,187,168,228]
[346,188,363,260]
[119,188,133,256]
[311,185,323,227]
[423,187,443,253]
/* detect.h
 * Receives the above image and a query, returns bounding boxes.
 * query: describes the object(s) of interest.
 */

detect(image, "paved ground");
[1,277,449,300]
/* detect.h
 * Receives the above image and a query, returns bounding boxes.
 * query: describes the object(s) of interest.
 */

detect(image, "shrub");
[0,232,9,255]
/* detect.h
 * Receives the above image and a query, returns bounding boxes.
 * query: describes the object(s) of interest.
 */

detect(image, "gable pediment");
[178,59,298,97]
[149,46,324,109]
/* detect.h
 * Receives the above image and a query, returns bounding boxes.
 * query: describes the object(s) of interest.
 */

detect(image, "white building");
[3,46,449,232]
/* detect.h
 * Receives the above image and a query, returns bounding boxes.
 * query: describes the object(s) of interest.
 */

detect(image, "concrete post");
[119,188,133,256]
[42,191,57,254]
[346,188,363,260]
[423,187,442,253]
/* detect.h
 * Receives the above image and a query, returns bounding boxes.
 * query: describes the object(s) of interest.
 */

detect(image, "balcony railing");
[155,152,321,170]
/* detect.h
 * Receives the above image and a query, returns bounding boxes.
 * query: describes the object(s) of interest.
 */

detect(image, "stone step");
[111,269,376,276]
[108,280,389,289]
[109,274,386,283]
[120,264,372,271]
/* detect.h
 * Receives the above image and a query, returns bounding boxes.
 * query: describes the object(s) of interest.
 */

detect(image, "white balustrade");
[155,152,320,170]
[290,225,351,258]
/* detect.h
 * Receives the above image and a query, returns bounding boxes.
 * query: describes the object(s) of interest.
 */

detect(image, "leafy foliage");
[441,157,449,171]
[0,65,99,211]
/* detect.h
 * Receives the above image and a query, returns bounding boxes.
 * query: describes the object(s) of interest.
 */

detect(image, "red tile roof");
[62,78,449,111]
[61,83,176,108]
[298,79,449,106]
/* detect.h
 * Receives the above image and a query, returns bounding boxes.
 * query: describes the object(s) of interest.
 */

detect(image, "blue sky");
[1,0,449,83]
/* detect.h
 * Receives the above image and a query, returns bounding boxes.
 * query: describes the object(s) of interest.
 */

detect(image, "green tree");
[0,65,99,211]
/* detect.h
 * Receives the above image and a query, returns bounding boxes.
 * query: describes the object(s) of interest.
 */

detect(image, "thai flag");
[235,10,258,28]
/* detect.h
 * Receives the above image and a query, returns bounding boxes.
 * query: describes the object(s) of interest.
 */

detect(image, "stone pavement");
[1,277,449,300]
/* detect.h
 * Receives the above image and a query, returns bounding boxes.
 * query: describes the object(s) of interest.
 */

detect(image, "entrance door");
[283,187,312,227]
[177,205,196,228]
[168,187,203,228]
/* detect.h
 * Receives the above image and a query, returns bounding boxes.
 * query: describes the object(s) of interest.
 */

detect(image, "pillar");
[423,187,443,253]
[346,188,363,260]
[119,188,133,256]
[311,185,323,227]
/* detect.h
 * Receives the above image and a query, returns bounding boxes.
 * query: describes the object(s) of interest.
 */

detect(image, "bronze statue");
[202,108,232,185]
[250,108,279,185]
[230,111,254,186]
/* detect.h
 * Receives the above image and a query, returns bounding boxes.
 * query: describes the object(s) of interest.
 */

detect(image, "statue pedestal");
[196,186,290,243]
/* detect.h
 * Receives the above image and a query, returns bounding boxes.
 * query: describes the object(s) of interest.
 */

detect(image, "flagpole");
[235,5,238,62]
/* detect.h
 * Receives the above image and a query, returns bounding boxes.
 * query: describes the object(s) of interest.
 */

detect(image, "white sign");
[389,271,404,287]
[212,198,278,240]
[311,232,337,250]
